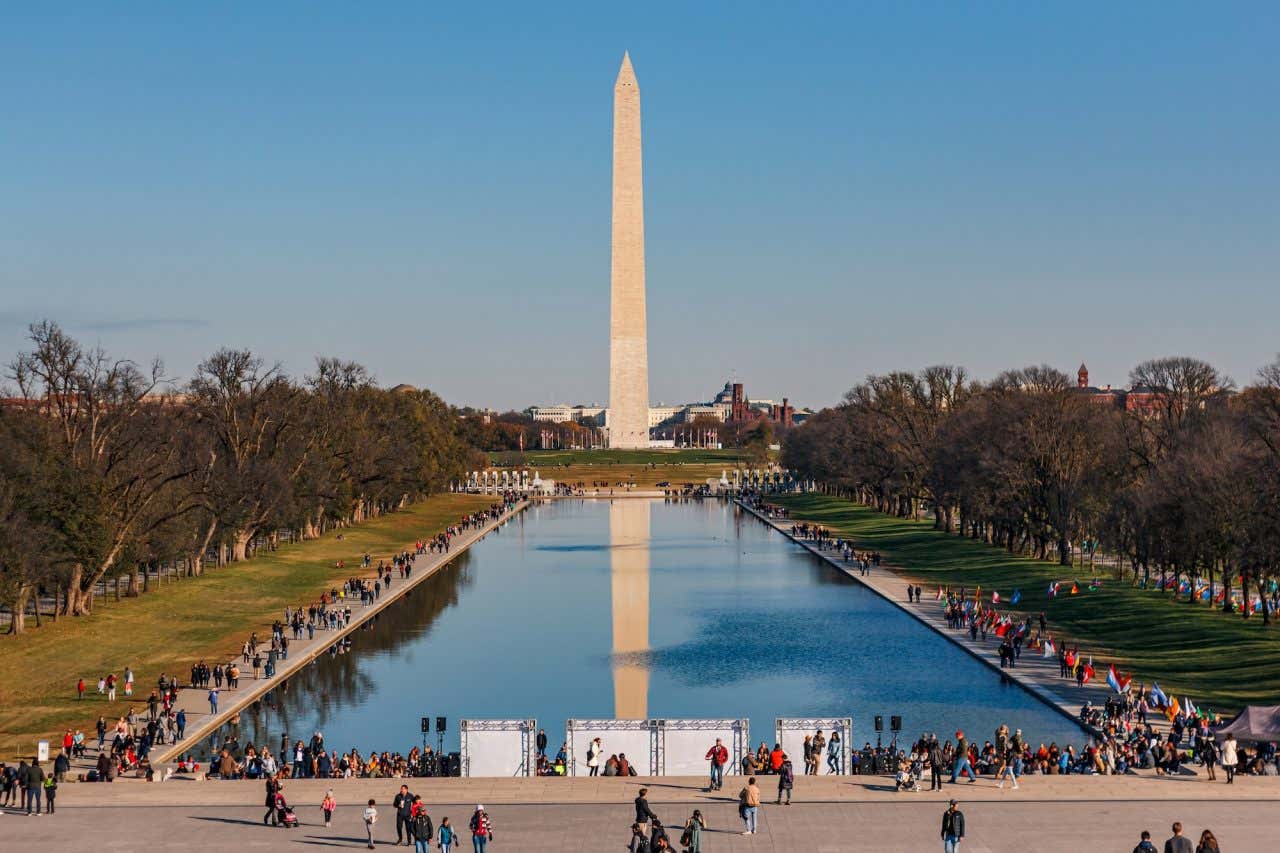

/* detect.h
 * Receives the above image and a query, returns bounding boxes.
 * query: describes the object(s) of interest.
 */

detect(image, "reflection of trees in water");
[236,551,475,748]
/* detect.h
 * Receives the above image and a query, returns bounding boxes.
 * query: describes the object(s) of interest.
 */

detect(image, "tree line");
[0,321,472,632]
[782,356,1280,624]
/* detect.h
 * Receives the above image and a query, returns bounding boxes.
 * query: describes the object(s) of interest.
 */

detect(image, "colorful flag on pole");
[1042,638,1056,658]
[1011,589,1022,605]
[936,586,944,601]
[991,590,1001,604]
[1048,581,1060,599]
[1082,656,1095,684]
[1165,696,1181,721]
[1185,697,1198,718]
[1070,581,1079,595]
[1150,682,1169,708]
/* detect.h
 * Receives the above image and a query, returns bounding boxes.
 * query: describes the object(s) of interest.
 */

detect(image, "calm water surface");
[237,499,1081,755]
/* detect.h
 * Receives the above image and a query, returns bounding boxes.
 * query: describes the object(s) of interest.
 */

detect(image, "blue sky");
[3,3,1276,409]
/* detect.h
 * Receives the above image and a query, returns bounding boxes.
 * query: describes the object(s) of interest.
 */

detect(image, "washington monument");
[608,52,649,449]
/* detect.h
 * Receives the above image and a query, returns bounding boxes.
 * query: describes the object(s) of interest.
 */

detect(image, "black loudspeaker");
[891,715,902,733]
[436,716,447,733]
[445,752,462,777]
[874,715,883,732]
[421,717,431,733]
[419,753,439,777]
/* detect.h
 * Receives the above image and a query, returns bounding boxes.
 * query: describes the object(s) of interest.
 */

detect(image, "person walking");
[705,738,728,791]
[468,804,493,852]
[77,678,85,701]
[1132,830,1157,852]
[263,776,281,826]
[1195,829,1221,853]
[680,810,705,853]
[321,789,336,828]
[410,796,434,853]
[941,799,965,853]
[1164,822,1193,853]
[42,774,57,814]
[437,817,457,853]
[1221,734,1238,784]
[776,753,795,805]
[950,732,975,784]
[738,776,761,835]
[827,731,841,774]
[208,688,219,715]
[1198,737,1218,781]
[363,799,379,849]
[634,788,658,832]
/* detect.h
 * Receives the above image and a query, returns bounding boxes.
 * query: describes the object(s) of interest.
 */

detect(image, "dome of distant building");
[389,383,418,394]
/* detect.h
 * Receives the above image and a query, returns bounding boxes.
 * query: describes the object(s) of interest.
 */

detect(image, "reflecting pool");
[237,499,1082,756]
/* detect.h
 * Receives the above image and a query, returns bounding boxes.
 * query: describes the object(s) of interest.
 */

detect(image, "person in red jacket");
[705,738,729,790]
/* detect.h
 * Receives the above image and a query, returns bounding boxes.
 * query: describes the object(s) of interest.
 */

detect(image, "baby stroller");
[895,753,922,792]
[280,806,299,828]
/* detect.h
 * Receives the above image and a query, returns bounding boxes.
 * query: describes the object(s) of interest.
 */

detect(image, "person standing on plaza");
[705,738,728,791]
[42,772,57,814]
[393,783,414,845]
[24,758,45,816]
[536,729,548,758]
[208,687,219,715]
[587,737,602,777]
[1220,734,1238,784]
[469,804,493,852]
[827,730,841,774]
[776,753,795,805]
[738,776,761,835]
[363,799,379,849]
[929,737,945,791]
[940,799,965,852]
[1164,822,1193,853]
[680,810,705,853]
[321,789,336,828]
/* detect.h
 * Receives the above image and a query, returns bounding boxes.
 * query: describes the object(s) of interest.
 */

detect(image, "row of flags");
[934,582,1217,720]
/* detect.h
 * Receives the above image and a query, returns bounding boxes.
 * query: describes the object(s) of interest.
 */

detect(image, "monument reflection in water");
[234,499,1082,757]
[610,499,649,719]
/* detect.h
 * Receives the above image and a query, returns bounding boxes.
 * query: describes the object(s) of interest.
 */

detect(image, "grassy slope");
[777,493,1279,712]
[0,493,492,758]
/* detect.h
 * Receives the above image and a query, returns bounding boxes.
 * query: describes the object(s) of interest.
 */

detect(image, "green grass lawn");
[0,492,492,759]
[776,493,1280,713]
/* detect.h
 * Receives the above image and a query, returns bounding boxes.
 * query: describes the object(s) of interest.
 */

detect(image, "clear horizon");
[3,3,1277,410]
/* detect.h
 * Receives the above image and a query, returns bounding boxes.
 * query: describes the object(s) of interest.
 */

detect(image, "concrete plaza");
[3,774,1274,852]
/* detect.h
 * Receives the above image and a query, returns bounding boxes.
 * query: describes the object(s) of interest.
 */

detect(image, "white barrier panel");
[460,719,537,777]
[775,717,853,775]
[567,719,655,776]
[656,719,749,776]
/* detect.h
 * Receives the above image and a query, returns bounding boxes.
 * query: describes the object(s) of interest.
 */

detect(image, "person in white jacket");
[1221,733,1239,784]
[587,738,603,776]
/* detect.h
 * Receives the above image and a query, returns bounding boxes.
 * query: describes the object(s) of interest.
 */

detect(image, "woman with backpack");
[680,810,705,853]
[437,817,457,853]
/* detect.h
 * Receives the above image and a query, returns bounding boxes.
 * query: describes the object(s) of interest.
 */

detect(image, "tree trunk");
[1239,566,1250,619]
[232,528,255,562]
[1058,534,1071,567]
[1258,576,1271,626]
[61,564,86,616]
[6,586,31,634]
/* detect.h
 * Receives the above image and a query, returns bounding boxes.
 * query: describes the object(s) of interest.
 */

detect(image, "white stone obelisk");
[608,52,649,449]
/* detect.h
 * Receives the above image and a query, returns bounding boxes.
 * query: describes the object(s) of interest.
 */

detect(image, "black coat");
[634,795,658,823]
[941,809,965,839]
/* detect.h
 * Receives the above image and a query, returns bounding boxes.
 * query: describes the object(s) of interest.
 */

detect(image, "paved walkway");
[130,502,529,766]
[738,502,1170,742]
[6,775,1274,852]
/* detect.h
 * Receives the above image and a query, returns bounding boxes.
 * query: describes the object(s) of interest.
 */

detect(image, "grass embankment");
[0,493,492,759]
[776,493,1280,712]
[515,448,748,489]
